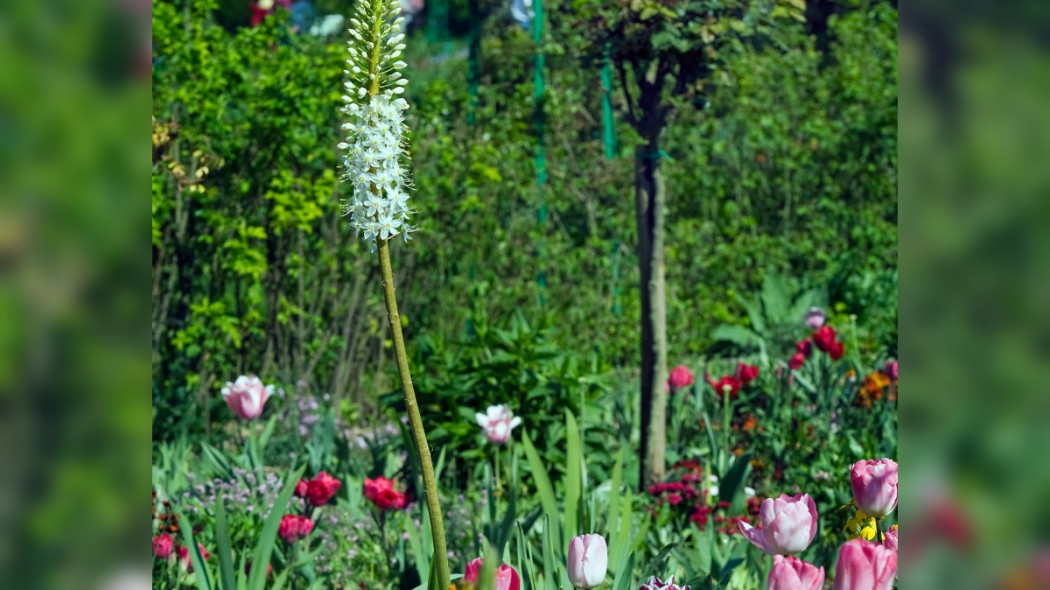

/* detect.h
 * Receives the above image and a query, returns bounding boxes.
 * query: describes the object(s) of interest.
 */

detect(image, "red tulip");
[278,514,315,544]
[734,362,759,385]
[306,471,341,506]
[294,478,308,498]
[788,352,806,370]
[812,326,836,352]
[364,476,407,511]
[707,375,742,398]
[829,340,845,361]
[796,338,813,357]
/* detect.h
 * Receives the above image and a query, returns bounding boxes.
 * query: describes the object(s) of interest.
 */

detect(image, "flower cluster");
[646,462,759,535]
[742,457,898,590]
[364,475,408,511]
[339,0,413,246]
[854,360,898,407]
[790,323,845,369]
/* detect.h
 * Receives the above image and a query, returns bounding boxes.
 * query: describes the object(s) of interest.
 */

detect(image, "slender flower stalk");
[339,2,450,588]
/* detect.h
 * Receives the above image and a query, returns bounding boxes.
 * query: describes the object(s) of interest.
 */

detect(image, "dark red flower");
[294,478,308,498]
[812,326,837,352]
[734,362,759,385]
[796,338,813,357]
[828,340,845,361]
[788,352,806,370]
[306,471,341,507]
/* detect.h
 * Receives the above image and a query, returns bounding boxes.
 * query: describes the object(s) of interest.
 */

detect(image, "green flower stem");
[722,386,731,472]
[377,238,451,590]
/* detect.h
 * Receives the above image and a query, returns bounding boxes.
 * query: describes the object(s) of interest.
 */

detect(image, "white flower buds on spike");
[339,0,414,248]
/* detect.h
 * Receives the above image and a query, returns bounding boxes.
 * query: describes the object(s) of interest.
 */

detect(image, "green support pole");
[601,57,617,159]
[427,0,448,44]
[533,0,547,304]
[467,0,480,126]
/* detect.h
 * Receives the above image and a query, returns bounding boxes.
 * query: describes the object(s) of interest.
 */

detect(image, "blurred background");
[0,0,1046,587]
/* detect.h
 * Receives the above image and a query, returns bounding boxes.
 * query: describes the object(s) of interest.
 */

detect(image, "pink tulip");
[464,557,483,584]
[804,307,826,329]
[221,375,274,419]
[850,459,898,517]
[495,564,521,590]
[476,404,522,444]
[462,558,520,590]
[738,494,818,555]
[768,555,824,590]
[152,533,173,558]
[884,526,898,552]
[668,365,695,389]
[832,539,897,590]
[567,534,608,589]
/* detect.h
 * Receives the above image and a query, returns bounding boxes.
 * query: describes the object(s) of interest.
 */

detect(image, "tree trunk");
[636,140,668,488]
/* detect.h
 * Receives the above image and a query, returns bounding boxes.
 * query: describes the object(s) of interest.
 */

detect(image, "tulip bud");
[832,539,897,590]
[849,459,898,517]
[768,555,824,590]
[884,526,898,552]
[567,534,608,589]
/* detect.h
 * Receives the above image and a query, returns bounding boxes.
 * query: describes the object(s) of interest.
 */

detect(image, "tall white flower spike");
[340,0,412,249]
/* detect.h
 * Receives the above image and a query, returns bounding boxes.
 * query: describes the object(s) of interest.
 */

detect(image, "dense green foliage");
[152,0,896,443]
[153,1,898,588]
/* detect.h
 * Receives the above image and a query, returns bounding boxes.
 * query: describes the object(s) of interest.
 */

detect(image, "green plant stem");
[722,386,731,472]
[376,238,451,590]
[494,447,503,497]
[874,517,883,543]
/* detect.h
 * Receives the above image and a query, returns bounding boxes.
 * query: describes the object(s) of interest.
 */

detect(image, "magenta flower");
[668,365,695,390]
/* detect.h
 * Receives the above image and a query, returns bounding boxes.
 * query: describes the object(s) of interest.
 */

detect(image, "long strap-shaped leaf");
[248,465,306,590]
